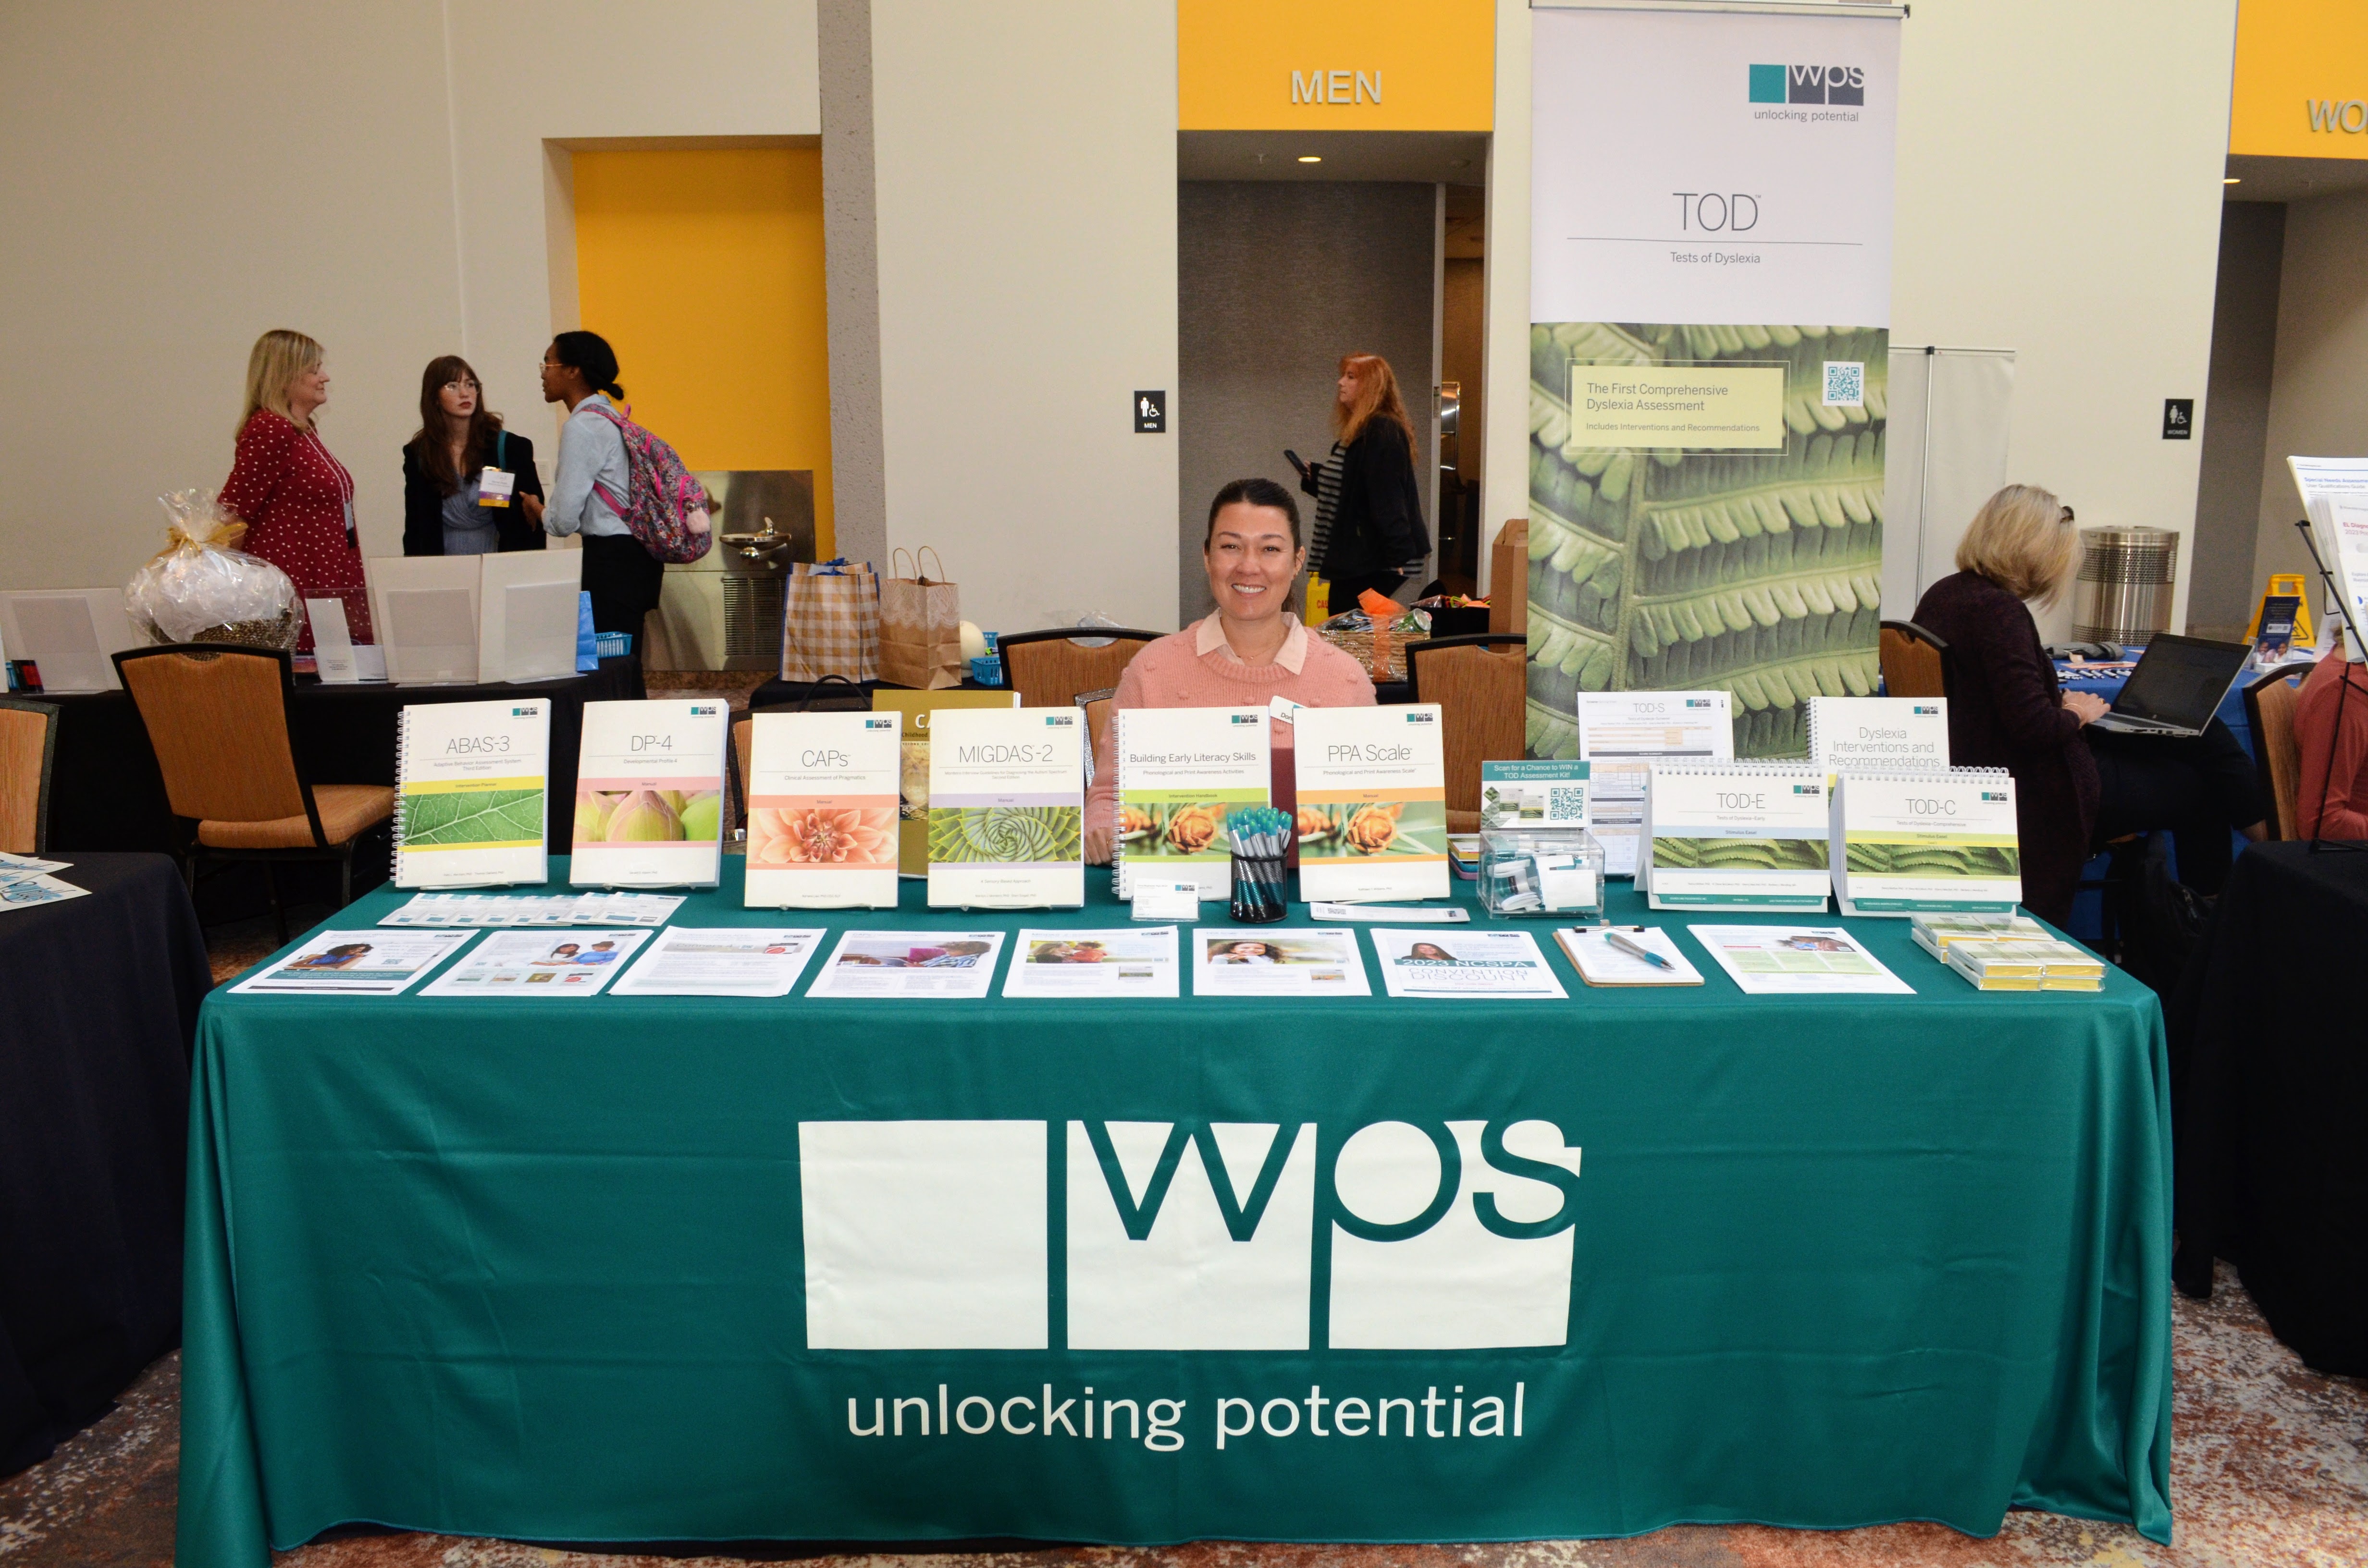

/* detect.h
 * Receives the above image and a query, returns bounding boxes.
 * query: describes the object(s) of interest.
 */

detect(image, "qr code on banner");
[1823,360,1865,408]
[1547,786,1587,822]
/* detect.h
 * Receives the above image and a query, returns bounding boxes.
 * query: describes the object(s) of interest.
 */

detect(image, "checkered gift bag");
[780,559,880,683]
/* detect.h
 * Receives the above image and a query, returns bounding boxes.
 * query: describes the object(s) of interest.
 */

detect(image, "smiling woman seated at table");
[1084,477,1375,865]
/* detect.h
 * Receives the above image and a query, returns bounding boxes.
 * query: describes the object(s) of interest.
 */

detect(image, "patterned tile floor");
[2,1263,2360,1566]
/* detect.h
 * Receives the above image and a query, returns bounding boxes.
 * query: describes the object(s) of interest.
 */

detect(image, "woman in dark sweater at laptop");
[1912,485,2262,925]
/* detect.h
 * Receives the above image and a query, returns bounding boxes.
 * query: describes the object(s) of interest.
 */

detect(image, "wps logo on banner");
[800,1119,1582,1352]
[1751,63,1865,106]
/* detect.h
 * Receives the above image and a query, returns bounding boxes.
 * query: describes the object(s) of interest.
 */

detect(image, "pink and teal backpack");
[587,404,714,564]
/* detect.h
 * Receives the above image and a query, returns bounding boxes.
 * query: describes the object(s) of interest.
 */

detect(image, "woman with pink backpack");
[540,330,711,649]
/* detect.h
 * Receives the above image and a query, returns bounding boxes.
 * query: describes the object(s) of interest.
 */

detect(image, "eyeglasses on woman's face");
[444,379,480,393]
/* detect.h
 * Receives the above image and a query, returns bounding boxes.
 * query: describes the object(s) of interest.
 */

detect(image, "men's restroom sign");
[799,1117,1583,1351]
[1135,390,1167,432]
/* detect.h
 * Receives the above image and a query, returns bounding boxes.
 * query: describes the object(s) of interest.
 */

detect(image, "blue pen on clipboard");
[1604,928,1675,971]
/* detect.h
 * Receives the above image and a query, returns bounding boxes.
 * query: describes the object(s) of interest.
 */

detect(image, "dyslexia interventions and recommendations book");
[1110,707,1270,899]
[1830,768,2021,917]
[744,710,903,909]
[925,707,1086,908]
[1293,705,1449,904]
[393,698,550,888]
[569,699,728,889]
[1640,763,1830,913]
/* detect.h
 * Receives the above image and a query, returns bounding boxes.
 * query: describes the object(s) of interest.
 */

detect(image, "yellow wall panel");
[573,147,835,555]
[1179,0,1492,131]
[2231,0,2368,159]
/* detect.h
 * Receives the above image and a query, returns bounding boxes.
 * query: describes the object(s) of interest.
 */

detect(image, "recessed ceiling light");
[2224,176,2241,184]
[1298,155,1322,163]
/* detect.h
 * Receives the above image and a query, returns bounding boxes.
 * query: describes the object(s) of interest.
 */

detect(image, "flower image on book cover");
[745,710,902,909]
[1112,707,1270,898]
[570,699,728,888]
[1293,706,1450,903]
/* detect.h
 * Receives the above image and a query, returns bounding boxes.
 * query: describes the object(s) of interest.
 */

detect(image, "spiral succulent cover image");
[927,805,1084,865]
[1528,321,1887,760]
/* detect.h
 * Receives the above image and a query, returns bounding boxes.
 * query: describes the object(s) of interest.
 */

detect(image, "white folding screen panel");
[1880,347,2015,623]
[0,588,142,692]
[479,551,583,684]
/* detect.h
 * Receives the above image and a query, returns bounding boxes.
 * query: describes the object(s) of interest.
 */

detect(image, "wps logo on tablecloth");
[799,1118,1583,1352]
[1750,63,1865,106]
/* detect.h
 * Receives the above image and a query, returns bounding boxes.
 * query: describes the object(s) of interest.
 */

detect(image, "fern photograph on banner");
[1525,321,1887,760]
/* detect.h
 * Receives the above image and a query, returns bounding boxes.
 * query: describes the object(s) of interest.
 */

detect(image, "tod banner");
[1526,5,1901,760]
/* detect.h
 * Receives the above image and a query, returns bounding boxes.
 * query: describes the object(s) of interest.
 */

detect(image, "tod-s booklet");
[393,698,550,888]
[570,699,728,888]
[1640,763,1830,913]
[744,710,903,909]
[1110,706,1270,899]
[1293,706,1449,903]
[925,707,1085,908]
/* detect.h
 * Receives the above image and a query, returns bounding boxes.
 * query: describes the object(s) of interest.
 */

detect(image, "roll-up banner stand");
[1526,2,1903,760]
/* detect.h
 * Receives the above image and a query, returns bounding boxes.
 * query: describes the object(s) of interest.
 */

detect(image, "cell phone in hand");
[1284,449,1308,478]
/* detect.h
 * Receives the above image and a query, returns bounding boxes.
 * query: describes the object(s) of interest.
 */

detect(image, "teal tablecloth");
[178,862,2173,1565]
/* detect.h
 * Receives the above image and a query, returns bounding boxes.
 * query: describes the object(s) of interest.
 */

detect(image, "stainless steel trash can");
[2071,526,2177,647]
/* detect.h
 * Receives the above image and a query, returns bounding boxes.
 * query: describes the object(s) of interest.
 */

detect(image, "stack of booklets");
[1908,911,2049,959]
[1942,938,2107,992]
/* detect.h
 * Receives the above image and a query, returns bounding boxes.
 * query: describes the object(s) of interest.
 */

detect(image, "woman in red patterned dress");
[219,329,372,650]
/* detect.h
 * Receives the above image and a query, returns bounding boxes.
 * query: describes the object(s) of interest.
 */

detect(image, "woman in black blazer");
[401,355,545,555]
[1298,353,1430,604]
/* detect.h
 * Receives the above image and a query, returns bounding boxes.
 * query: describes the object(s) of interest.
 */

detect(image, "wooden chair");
[2243,667,2308,841]
[1076,687,1118,781]
[112,644,394,941]
[0,697,61,855]
[730,717,754,845]
[1405,634,1527,833]
[997,628,1161,709]
[1878,620,1949,699]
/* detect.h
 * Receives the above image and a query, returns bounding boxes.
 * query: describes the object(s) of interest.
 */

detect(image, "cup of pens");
[1225,806,1292,923]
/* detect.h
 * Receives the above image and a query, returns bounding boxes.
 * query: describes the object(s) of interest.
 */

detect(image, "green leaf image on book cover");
[928,805,1082,864]
[403,789,544,846]
[1526,321,1887,760]
[1651,835,1830,870]
[1845,841,2020,876]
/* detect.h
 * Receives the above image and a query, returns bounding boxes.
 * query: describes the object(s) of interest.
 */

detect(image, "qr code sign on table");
[1822,360,1864,408]
[1547,785,1587,822]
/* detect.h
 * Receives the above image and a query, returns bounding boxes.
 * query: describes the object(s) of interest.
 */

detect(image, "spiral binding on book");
[1110,708,1135,900]
[390,706,412,881]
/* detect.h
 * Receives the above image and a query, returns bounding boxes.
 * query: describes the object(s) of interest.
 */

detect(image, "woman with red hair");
[1296,353,1430,604]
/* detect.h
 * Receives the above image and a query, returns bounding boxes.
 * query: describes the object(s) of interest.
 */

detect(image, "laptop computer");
[2086,632,2252,737]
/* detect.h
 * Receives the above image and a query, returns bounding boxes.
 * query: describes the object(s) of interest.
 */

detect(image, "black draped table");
[40,657,645,858]
[2169,841,2368,1373]
[0,852,208,1475]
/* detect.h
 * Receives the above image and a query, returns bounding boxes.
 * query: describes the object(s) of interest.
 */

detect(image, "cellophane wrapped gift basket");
[124,490,302,650]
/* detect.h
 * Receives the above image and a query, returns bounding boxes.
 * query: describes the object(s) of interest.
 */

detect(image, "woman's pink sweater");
[1086,616,1377,853]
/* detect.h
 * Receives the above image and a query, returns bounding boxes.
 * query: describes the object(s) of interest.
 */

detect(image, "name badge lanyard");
[308,429,358,550]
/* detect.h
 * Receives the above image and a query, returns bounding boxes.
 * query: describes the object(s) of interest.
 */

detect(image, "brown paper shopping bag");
[878,547,964,690]
[780,560,880,683]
